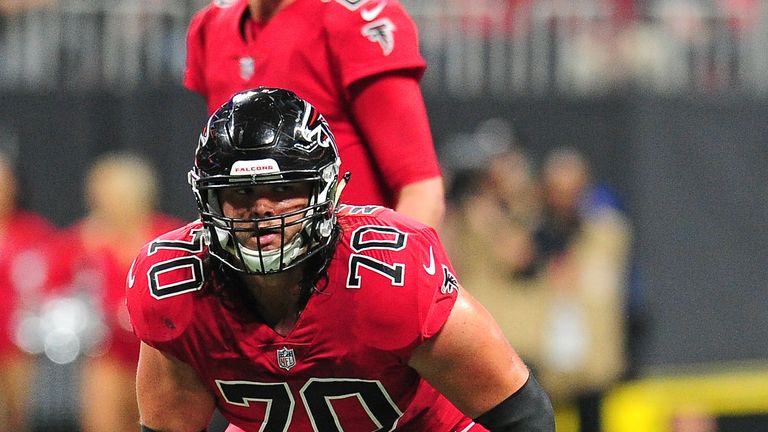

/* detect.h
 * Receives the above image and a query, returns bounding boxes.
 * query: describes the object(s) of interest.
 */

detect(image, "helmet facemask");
[190,163,339,275]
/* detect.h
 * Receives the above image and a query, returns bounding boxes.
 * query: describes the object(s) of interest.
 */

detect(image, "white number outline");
[145,229,205,299]
[346,225,407,289]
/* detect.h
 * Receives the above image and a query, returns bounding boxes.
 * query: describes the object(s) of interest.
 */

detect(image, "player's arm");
[394,176,445,229]
[408,288,555,431]
[349,73,445,228]
[136,342,215,432]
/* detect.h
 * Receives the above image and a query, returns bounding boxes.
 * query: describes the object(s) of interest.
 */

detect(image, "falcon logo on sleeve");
[441,265,459,294]
[362,18,396,55]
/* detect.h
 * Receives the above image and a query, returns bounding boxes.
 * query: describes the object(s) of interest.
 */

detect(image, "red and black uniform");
[127,206,484,431]
[184,0,440,208]
[0,211,56,357]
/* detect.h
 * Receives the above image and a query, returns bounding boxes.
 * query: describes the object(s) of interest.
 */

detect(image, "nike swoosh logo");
[361,0,387,22]
[423,246,436,275]
[127,258,137,288]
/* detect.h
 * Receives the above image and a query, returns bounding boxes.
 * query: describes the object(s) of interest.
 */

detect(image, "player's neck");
[248,0,294,22]
[241,266,305,335]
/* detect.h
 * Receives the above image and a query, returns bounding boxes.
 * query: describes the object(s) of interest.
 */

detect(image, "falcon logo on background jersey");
[362,18,396,55]
[441,265,459,294]
[239,57,255,80]
[277,347,296,370]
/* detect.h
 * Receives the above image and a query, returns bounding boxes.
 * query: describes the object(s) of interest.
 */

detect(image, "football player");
[127,88,554,431]
[184,0,444,227]
[0,151,56,432]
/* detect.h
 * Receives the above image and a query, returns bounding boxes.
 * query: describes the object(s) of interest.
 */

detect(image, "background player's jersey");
[44,215,181,364]
[127,206,479,431]
[0,211,55,357]
[184,0,437,208]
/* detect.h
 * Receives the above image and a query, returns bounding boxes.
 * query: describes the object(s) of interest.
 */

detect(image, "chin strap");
[334,171,351,205]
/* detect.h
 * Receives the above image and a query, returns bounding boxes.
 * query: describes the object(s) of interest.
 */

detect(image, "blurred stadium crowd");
[1,1,768,432]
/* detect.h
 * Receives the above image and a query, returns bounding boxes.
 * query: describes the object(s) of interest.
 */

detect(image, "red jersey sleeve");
[335,206,459,352]
[326,0,426,89]
[414,224,459,339]
[183,6,212,97]
[125,223,206,347]
[348,74,442,194]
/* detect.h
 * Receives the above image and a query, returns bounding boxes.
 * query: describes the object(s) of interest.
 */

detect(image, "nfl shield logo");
[276,347,296,371]
[239,57,255,80]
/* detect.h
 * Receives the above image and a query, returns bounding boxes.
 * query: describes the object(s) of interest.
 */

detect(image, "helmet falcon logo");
[197,115,214,151]
[361,18,396,55]
[295,104,334,153]
[277,347,296,370]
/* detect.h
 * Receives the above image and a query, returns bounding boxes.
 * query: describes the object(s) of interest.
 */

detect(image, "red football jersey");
[0,211,56,357]
[184,0,437,208]
[127,206,483,431]
[44,214,182,365]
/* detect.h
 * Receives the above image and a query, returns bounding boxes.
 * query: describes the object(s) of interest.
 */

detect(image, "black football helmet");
[188,87,342,274]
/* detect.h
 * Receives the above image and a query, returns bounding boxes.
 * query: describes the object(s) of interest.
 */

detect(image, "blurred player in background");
[127,88,554,432]
[0,150,56,432]
[44,152,182,432]
[184,0,445,227]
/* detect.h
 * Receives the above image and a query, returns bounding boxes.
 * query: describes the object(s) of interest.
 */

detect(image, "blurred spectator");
[441,122,545,369]
[533,147,632,432]
[0,150,56,432]
[444,137,633,432]
[446,146,541,279]
[42,152,182,432]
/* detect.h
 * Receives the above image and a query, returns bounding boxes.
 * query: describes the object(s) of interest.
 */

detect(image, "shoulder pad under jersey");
[126,222,208,344]
[335,205,460,341]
